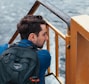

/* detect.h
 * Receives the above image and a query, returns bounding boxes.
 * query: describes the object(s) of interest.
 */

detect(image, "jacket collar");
[18,39,37,49]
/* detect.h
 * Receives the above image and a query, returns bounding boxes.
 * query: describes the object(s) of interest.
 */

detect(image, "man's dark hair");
[17,15,47,39]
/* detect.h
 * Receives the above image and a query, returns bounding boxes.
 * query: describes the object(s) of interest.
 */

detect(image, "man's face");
[33,24,48,48]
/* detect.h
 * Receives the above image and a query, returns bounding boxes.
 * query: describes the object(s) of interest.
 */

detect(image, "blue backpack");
[0,44,40,84]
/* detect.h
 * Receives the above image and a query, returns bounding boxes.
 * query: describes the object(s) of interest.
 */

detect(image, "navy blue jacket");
[0,43,8,54]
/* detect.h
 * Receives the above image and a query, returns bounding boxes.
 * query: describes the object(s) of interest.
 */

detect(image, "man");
[0,15,51,84]
[17,15,51,84]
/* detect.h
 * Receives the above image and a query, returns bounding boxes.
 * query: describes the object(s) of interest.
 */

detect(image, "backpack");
[0,44,40,84]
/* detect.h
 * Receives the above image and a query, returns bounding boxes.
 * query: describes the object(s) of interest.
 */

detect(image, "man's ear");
[28,33,36,41]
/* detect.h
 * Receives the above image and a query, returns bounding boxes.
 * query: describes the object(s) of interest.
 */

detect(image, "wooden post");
[67,15,89,84]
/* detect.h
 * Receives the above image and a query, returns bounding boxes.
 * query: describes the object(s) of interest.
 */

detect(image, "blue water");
[0,0,89,43]
[0,0,89,83]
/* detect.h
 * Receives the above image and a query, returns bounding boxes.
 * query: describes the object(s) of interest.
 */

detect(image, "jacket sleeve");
[0,43,8,55]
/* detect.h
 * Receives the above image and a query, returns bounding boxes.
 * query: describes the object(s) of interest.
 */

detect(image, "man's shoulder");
[37,50,50,55]
[0,43,8,55]
[37,49,51,61]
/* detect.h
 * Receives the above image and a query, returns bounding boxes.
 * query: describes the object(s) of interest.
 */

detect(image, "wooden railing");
[8,0,71,84]
[46,21,66,84]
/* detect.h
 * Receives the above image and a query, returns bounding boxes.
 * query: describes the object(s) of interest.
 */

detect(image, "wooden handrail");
[46,20,66,40]
[8,1,70,83]
[27,1,40,15]
[35,0,71,28]
[8,30,18,44]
